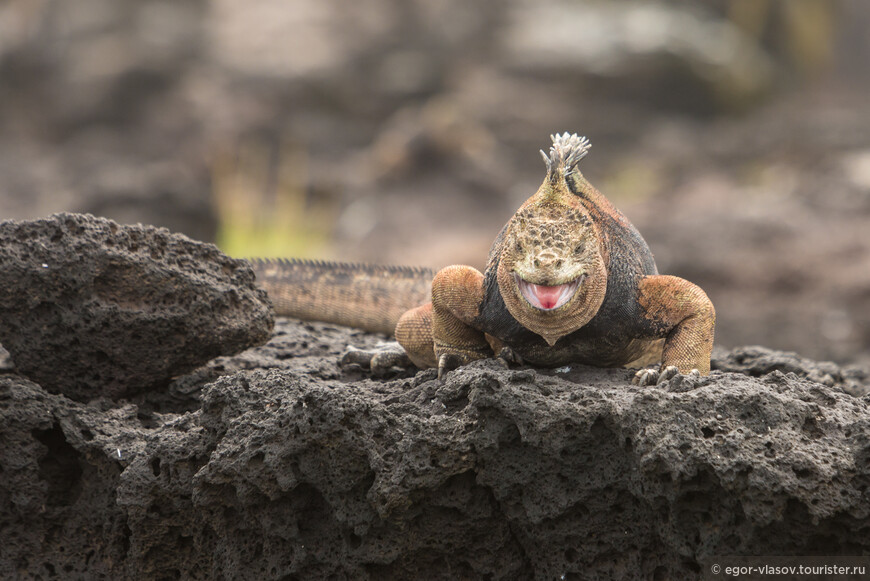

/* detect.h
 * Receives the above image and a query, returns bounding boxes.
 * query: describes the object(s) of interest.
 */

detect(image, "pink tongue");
[532,284,564,309]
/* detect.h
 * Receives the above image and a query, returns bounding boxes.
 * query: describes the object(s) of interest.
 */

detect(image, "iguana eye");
[574,242,585,254]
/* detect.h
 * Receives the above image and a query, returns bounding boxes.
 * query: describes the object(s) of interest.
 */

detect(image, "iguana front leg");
[340,302,437,374]
[357,266,490,376]
[427,265,491,378]
[633,275,715,386]
[394,303,437,369]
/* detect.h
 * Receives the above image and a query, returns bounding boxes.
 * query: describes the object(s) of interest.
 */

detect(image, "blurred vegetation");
[209,0,843,258]
[729,0,835,77]
[212,136,338,259]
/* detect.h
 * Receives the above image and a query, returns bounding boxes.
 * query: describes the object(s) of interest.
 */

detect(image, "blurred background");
[1,0,868,366]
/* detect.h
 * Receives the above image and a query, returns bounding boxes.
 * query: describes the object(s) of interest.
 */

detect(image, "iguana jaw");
[514,273,586,311]
[497,243,607,347]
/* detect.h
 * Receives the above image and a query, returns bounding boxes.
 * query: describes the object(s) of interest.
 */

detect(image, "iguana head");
[496,133,608,346]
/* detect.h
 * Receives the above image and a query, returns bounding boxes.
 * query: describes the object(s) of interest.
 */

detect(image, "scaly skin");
[253,133,715,384]
[250,258,433,336]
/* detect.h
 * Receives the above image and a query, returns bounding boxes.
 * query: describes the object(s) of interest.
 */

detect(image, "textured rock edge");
[1,320,868,580]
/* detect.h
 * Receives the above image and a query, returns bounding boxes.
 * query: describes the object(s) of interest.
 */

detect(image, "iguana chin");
[253,133,715,386]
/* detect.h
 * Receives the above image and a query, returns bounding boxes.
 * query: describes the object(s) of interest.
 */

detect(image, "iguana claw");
[437,353,465,379]
[496,346,524,367]
[633,365,700,387]
[340,342,414,376]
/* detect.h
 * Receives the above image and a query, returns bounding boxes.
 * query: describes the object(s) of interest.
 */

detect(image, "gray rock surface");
[1,317,868,580]
[0,213,273,400]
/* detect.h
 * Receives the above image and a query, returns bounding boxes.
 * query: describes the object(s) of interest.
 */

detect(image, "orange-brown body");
[253,134,715,385]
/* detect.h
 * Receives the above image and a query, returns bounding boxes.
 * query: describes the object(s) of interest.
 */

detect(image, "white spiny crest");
[540,132,591,179]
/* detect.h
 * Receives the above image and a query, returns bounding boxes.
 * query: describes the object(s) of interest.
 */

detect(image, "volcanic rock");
[0,213,273,400]
[0,317,868,580]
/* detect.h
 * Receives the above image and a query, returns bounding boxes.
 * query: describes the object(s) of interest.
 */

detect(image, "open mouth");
[515,273,585,311]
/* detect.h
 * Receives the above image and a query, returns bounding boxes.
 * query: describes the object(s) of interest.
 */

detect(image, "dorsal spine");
[540,133,591,183]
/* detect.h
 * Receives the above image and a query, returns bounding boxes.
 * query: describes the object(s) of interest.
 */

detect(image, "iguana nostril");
[555,259,563,269]
[535,251,560,269]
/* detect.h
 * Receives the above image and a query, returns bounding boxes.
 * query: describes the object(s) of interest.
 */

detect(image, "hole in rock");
[33,425,84,507]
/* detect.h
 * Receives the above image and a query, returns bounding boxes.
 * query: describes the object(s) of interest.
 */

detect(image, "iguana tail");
[249,258,434,335]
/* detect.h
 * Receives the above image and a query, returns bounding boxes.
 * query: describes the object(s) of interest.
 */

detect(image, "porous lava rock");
[1,318,868,580]
[0,213,273,400]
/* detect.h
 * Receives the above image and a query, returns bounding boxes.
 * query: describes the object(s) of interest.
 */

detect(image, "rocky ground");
[0,215,869,580]
[2,318,869,580]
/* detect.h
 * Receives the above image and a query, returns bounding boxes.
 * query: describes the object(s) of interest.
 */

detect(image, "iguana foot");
[340,342,414,376]
[435,343,493,379]
[633,365,700,387]
[437,353,464,379]
[495,346,524,369]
